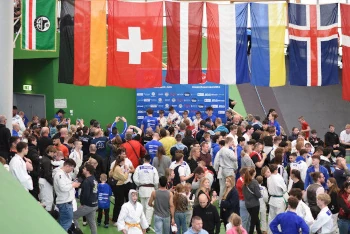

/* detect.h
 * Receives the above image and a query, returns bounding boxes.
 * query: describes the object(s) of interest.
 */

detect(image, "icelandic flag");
[288,3,339,86]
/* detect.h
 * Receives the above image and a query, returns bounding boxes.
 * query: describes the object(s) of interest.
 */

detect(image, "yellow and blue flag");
[250,3,286,87]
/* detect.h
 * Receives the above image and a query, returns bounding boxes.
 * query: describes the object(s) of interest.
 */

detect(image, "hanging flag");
[341,4,350,101]
[107,1,163,88]
[165,2,203,84]
[250,3,286,87]
[206,3,249,85]
[289,3,339,86]
[58,0,107,86]
[21,0,57,51]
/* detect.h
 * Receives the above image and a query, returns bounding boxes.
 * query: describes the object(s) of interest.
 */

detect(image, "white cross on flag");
[107,1,163,88]
[341,4,350,101]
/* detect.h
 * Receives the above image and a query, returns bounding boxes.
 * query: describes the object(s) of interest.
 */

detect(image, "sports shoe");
[97,222,101,226]
[104,224,109,228]
[83,221,87,226]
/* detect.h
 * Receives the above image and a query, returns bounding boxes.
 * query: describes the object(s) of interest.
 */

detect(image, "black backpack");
[173,165,181,186]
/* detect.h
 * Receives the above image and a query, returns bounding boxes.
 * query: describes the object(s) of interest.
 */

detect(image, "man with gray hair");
[37,126,53,156]
[0,115,11,161]
[122,132,146,168]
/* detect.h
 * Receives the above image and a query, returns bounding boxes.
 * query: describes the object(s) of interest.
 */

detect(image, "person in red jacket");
[122,132,146,168]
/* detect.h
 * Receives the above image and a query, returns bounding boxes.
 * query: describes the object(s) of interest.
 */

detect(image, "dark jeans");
[97,208,110,225]
[247,206,261,234]
[331,146,346,157]
[112,184,125,222]
[124,182,133,202]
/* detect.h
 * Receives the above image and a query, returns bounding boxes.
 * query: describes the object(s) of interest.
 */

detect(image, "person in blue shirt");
[203,106,217,124]
[236,136,245,179]
[304,154,329,190]
[97,173,112,228]
[270,196,309,234]
[108,116,128,140]
[141,108,159,133]
[211,135,223,165]
[145,133,163,163]
[268,112,281,136]
[54,109,66,122]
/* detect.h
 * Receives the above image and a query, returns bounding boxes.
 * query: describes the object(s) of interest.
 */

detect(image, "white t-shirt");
[340,130,350,143]
[111,158,133,184]
[169,161,191,183]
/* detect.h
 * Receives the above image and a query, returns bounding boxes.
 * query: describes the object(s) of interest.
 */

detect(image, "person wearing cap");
[309,129,324,149]
[54,109,66,122]
[12,106,26,134]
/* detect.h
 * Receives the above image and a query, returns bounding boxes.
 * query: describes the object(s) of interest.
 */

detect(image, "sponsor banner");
[136,70,228,126]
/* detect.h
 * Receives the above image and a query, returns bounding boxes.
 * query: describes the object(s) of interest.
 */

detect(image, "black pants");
[97,208,110,225]
[124,182,133,202]
[331,146,346,157]
[247,206,262,234]
[112,184,125,222]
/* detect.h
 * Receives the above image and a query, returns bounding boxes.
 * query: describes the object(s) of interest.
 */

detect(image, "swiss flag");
[107,1,163,88]
[341,4,350,101]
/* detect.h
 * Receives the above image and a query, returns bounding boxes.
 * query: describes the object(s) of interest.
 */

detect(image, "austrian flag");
[107,1,163,88]
[288,3,339,86]
[21,0,57,51]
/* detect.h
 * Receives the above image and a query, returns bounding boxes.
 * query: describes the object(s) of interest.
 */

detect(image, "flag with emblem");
[21,0,57,51]
[288,3,339,86]
[107,1,163,88]
[341,4,350,101]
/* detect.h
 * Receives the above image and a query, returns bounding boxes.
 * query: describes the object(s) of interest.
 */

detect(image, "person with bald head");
[191,193,220,234]
[0,115,11,162]
[85,144,104,177]
[37,126,53,156]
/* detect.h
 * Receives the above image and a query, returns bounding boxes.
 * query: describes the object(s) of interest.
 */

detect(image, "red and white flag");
[165,1,203,84]
[107,1,163,88]
[341,4,350,101]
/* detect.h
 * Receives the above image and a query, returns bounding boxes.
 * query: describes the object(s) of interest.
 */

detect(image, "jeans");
[73,205,98,234]
[175,212,188,234]
[97,208,110,225]
[154,215,170,234]
[338,218,350,234]
[57,202,73,231]
[239,200,250,232]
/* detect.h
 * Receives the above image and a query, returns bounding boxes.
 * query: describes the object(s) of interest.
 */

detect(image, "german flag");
[58,0,107,86]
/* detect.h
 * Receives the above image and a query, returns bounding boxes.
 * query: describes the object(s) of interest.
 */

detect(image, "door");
[13,93,46,122]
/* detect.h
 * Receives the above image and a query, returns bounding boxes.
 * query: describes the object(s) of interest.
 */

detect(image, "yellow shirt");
[159,136,177,158]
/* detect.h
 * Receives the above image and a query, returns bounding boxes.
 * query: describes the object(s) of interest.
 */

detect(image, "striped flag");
[21,0,57,51]
[206,3,249,85]
[58,0,107,87]
[250,3,286,87]
[341,4,350,100]
[165,2,203,84]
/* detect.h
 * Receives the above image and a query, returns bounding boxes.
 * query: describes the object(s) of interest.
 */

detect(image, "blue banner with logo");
[136,70,229,126]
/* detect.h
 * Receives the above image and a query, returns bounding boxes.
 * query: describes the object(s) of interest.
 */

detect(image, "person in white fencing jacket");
[53,158,80,231]
[133,154,159,227]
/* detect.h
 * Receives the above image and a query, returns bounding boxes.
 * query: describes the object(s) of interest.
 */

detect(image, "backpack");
[173,165,181,186]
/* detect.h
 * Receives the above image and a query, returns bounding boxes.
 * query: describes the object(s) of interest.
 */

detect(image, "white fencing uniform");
[117,190,149,234]
[133,163,159,225]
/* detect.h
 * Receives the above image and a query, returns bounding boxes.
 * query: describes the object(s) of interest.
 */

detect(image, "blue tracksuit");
[270,211,309,234]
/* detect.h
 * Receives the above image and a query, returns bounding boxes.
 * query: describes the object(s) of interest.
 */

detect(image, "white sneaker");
[83,221,87,226]
[113,222,118,227]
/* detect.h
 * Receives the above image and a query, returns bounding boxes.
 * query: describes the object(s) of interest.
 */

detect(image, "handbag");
[127,141,143,165]
[108,167,118,189]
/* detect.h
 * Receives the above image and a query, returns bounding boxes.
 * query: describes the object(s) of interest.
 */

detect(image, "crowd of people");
[1,105,350,234]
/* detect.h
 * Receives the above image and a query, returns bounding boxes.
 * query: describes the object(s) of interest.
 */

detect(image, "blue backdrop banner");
[136,70,229,126]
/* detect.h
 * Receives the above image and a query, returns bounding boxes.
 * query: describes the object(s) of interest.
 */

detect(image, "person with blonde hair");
[194,177,215,206]
[226,213,247,234]
[220,176,239,228]
[310,193,333,234]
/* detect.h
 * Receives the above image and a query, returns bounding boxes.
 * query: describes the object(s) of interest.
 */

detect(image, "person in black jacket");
[84,144,103,178]
[182,129,196,150]
[37,127,53,156]
[0,115,11,162]
[192,193,220,234]
[39,145,57,211]
[73,163,98,234]
[324,124,346,157]
[27,136,40,200]
[220,176,239,228]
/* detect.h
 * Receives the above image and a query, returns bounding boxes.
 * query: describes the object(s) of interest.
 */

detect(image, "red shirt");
[236,177,245,200]
[56,144,69,158]
[302,121,310,139]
